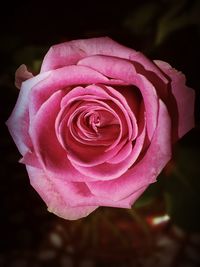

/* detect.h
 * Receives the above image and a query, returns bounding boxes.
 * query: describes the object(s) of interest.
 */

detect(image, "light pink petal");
[15,64,34,89]
[87,100,171,201]
[27,166,141,220]
[29,65,110,118]
[78,55,137,80]
[106,141,133,164]
[6,71,51,155]
[40,37,139,72]
[154,60,195,141]
[50,177,135,208]
[41,37,169,91]
[26,166,98,220]
[123,185,149,207]
[20,151,41,168]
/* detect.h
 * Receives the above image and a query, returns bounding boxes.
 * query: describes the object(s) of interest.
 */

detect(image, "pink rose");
[7,37,195,220]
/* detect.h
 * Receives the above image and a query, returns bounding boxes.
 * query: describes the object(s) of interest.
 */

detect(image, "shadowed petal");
[154,60,195,141]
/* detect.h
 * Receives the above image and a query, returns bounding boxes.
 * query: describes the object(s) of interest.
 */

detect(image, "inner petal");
[55,84,140,167]
[72,107,120,146]
[55,99,124,167]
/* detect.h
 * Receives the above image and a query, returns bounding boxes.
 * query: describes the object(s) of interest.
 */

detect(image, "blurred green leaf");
[155,0,200,45]
[123,1,159,35]
[13,45,48,73]
[134,174,165,209]
[164,141,200,232]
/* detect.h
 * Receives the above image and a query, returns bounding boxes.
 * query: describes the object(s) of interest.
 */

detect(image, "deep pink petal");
[87,100,171,201]
[57,98,124,167]
[71,115,146,180]
[107,104,146,164]
[154,60,195,141]
[130,74,159,140]
[60,84,134,144]
[113,85,141,119]
[102,85,138,141]
[29,90,96,182]
[56,84,138,167]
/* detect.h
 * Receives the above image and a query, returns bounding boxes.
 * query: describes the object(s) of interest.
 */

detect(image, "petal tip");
[15,64,34,89]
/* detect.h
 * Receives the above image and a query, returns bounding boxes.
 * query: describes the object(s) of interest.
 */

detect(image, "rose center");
[89,112,100,132]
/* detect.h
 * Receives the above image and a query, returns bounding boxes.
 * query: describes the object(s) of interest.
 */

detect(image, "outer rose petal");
[41,37,139,72]
[154,60,195,141]
[29,65,126,118]
[27,165,147,220]
[87,100,171,201]
[26,166,98,220]
[15,64,34,89]
[6,70,51,155]
[40,37,169,87]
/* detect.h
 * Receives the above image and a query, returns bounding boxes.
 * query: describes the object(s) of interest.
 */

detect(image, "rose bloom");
[7,37,195,220]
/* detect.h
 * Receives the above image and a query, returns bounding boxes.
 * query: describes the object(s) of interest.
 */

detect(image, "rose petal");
[154,60,195,141]
[50,177,136,208]
[41,37,139,72]
[57,98,124,167]
[29,89,97,182]
[20,151,41,168]
[78,55,158,141]
[26,166,98,220]
[41,37,169,89]
[15,64,34,89]
[107,103,146,164]
[56,84,138,167]
[78,55,137,81]
[29,65,110,117]
[87,100,171,200]
[27,165,142,221]
[6,71,51,155]
[71,113,146,180]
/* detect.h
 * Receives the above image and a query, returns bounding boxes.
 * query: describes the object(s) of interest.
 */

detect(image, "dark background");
[1,0,200,266]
